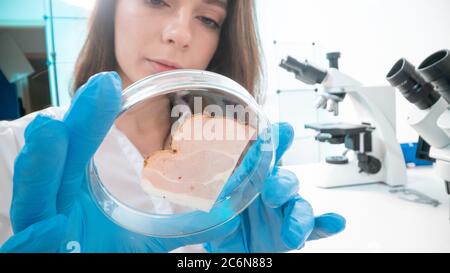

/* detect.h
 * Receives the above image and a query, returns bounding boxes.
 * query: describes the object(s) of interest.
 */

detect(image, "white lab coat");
[0,107,204,252]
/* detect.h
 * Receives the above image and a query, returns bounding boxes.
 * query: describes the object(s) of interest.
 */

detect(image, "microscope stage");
[305,122,372,135]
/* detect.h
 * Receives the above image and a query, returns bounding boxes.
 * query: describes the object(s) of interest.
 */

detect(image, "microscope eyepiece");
[386,58,440,110]
[280,56,328,85]
[326,52,341,69]
[417,49,450,104]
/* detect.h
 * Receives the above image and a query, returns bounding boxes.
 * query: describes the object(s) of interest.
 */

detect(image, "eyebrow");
[203,0,228,9]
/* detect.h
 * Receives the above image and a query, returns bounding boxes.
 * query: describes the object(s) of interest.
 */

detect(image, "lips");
[148,59,182,73]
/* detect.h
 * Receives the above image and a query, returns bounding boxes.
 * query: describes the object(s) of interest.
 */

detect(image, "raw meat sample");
[141,114,257,212]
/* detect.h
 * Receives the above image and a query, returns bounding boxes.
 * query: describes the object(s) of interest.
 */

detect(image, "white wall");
[256,0,450,165]
[0,0,45,27]
[0,0,91,106]
[45,0,91,106]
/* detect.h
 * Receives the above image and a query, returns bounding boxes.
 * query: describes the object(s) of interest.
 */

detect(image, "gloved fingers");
[203,220,247,253]
[152,216,241,252]
[217,124,274,200]
[218,139,262,200]
[307,213,346,240]
[58,72,122,214]
[272,122,294,166]
[218,123,292,202]
[281,196,315,250]
[0,214,68,253]
[261,168,299,208]
[11,115,69,233]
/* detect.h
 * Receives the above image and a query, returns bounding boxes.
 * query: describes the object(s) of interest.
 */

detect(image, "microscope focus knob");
[357,153,382,174]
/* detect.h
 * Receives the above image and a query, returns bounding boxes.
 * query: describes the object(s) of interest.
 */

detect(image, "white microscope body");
[386,49,450,201]
[280,54,408,188]
[408,98,450,183]
[314,70,407,188]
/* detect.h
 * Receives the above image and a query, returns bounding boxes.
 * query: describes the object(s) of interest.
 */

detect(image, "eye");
[199,16,221,30]
[145,0,169,8]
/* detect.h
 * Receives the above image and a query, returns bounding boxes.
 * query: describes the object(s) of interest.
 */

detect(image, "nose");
[162,11,193,50]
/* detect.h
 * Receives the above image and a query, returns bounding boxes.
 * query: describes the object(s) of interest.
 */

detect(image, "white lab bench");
[285,165,450,253]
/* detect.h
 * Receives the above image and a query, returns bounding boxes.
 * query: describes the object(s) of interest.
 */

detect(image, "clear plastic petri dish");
[88,69,275,238]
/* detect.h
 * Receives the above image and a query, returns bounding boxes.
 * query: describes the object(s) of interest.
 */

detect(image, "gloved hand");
[0,72,238,253]
[205,122,346,253]
[0,72,344,253]
[0,215,69,253]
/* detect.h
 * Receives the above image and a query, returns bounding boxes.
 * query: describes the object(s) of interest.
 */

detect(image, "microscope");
[279,53,408,188]
[386,49,450,207]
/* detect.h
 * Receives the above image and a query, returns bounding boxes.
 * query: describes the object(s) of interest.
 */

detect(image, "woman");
[0,0,345,253]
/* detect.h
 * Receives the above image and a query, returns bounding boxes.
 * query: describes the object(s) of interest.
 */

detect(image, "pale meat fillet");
[141,114,257,212]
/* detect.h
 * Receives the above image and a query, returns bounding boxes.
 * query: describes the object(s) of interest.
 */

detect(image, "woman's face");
[115,0,228,88]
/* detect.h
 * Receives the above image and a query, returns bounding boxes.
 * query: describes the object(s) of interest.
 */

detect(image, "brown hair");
[73,0,264,102]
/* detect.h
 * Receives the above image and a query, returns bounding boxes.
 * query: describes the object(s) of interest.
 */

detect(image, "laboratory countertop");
[284,165,450,253]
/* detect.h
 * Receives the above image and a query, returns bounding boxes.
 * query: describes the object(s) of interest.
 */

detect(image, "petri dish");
[87,69,275,238]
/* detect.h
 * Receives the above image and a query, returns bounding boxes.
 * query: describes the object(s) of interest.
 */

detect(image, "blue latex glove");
[0,72,239,253]
[205,123,346,253]
[0,215,69,253]
[0,72,344,253]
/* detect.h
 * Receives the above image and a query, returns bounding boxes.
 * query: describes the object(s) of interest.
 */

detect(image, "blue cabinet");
[0,71,20,121]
